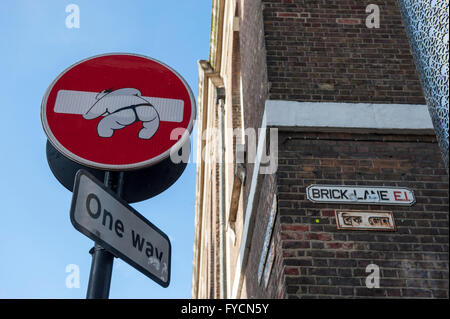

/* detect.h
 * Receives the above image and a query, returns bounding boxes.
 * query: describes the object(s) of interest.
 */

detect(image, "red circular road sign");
[41,53,195,171]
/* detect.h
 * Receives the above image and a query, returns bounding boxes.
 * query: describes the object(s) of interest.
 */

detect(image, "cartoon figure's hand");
[135,105,160,139]
[96,108,136,138]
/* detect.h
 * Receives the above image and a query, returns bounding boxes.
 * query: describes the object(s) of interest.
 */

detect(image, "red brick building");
[192,0,448,299]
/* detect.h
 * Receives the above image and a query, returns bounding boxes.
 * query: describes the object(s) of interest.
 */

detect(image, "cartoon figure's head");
[83,88,160,139]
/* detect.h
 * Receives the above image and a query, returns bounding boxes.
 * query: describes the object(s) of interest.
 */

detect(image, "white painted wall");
[265,100,434,133]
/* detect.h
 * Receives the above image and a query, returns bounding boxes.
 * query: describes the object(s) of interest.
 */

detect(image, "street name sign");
[335,210,396,231]
[306,184,415,206]
[70,170,171,287]
[42,53,196,171]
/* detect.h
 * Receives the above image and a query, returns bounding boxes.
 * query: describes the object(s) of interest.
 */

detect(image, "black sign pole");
[86,171,124,299]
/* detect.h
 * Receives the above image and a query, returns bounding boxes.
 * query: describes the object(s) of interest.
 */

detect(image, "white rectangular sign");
[70,170,171,287]
[335,210,396,231]
[306,184,415,206]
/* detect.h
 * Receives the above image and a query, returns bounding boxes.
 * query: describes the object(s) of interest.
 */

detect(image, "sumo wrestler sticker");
[83,88,161,140]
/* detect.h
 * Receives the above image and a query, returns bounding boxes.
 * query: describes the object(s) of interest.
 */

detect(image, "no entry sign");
[41,53,195,170]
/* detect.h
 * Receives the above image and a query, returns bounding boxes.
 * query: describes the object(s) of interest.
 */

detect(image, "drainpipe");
[216,88,227,298]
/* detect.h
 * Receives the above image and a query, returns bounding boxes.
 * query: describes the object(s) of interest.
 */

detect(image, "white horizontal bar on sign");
[54,90,184,123]
[148,96,184,123]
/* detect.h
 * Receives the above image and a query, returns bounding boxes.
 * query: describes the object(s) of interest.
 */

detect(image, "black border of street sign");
[69,169,171,288]
[306,184,416,206]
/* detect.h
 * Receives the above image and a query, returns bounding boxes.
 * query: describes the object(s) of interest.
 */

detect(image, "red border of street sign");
[41,53,196,171]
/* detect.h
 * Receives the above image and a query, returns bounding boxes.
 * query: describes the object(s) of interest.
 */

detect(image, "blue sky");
[0,1,211,298]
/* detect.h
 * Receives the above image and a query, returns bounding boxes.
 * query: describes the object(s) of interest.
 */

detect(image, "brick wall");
[262,0,425,104]
[273,131,448,298]
[239,0,426,131]
[228,0,446,299]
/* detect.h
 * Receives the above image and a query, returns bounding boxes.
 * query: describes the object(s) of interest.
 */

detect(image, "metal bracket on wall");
[228,144,246,224]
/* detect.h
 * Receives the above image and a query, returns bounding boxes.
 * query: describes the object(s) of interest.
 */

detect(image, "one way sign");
[70,170,171,287]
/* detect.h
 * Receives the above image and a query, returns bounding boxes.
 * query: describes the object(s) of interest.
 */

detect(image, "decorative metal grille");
[398,0,449,166]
